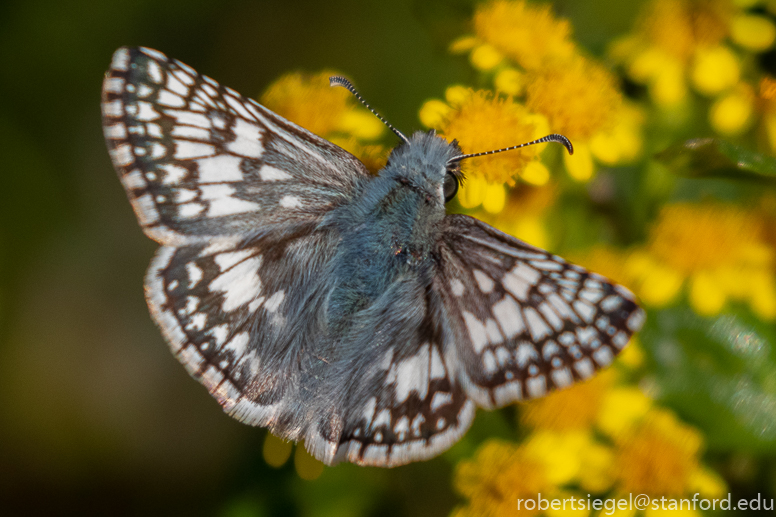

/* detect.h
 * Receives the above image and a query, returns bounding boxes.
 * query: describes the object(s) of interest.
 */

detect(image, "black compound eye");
[443,172,459,203]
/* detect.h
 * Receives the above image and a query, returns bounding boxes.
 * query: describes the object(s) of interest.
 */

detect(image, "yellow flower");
[645,203,776,318]
[471,0,576,71]
[436,90,545,185]
[453,440,555,517]
[612,408,708,497]
[261,70,384,140]
[611,0,737,105]
[525,55,621,142]
[635,0,732,63]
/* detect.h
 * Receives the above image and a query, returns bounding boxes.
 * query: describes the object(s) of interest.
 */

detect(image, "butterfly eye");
[443,173,459,203]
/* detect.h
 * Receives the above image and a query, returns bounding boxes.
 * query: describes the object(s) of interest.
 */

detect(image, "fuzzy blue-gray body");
[326,132,458,334]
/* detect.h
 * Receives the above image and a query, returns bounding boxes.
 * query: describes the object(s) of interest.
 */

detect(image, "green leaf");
[642,307,776,452]
[656,138,776,182]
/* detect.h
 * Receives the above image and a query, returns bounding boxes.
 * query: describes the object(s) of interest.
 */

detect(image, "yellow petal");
[731,14,776,52]
[445,85,472,106]
[450,35,478,53]
[419,99,451,129]
[709,90,753,136]
[691,46,740,96]
[564,142,595,182]
[482,182,506,213]
[470,43,503,71]
[637,263,684,307]
[458,175,486,208]
[597,388,652,438]
[520,160,551,186]
[689,271,727,316]
[337,110,385,140]
[650,62,687,107]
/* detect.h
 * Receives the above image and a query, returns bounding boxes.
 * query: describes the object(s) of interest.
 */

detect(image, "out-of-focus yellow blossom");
[611,0,736,105]
[261,70,384,141]
[589,103,645,166]
[453,440,557,517]
[642,203,776,318]
[730,13,776,51]
[709,84,754,135]
[435,90,545,185]
[634,0,732,63]
[612,408,707,497]
[465,0,576,71]
[525,56,621,142]
[580,204,776,318]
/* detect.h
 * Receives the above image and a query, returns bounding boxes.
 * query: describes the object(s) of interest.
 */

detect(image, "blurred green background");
[5,0,776,516]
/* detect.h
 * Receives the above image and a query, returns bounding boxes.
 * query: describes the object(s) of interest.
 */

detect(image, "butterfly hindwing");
[436,215,645,408]
[145,228,341,436]
[102,47,370,245]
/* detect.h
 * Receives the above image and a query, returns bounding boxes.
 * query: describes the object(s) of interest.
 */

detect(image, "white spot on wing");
[462,311,489,353]
[226,118,264,158]
[175,141,215,159]
[279,195,302,208]
[473,270,494,293]
[395,345,429,403]
[209,255,263,312]
[197,154,244,183]
[259,165,293,181]
[200,185,260,216]
[492,296,525,338]
[264,290,285,313]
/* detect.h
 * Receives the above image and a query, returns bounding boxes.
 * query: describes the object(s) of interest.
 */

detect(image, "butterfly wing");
[435,214,645,408]
[102,47,370,246]
[102,47,368,442]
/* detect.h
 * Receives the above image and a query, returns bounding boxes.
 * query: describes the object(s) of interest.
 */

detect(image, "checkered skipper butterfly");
[102,47,645,467]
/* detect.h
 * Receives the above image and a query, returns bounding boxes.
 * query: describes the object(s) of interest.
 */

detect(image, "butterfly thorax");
[324,132,459,333]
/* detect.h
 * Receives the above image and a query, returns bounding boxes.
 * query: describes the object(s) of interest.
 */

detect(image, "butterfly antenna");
[329,76,410,144]
[447,134,573,165]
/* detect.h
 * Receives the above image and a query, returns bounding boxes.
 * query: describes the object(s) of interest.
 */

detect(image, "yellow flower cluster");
[574,202,776,320]
[611,0,776,140]
[420,0,643,218]
[453,365,727,517]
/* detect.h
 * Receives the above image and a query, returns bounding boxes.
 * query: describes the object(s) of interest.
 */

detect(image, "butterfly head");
[381,130,464,205]
[329,75,573,207]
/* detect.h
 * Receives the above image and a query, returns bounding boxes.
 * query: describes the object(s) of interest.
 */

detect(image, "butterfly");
[101,47,645,467]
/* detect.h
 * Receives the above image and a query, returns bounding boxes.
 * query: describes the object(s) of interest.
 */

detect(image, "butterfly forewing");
[101,47,370,245]
[436,215,645,408]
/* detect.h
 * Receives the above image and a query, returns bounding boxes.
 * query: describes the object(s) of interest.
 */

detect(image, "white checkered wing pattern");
[101,47,370,246]
[436,215,645,407]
